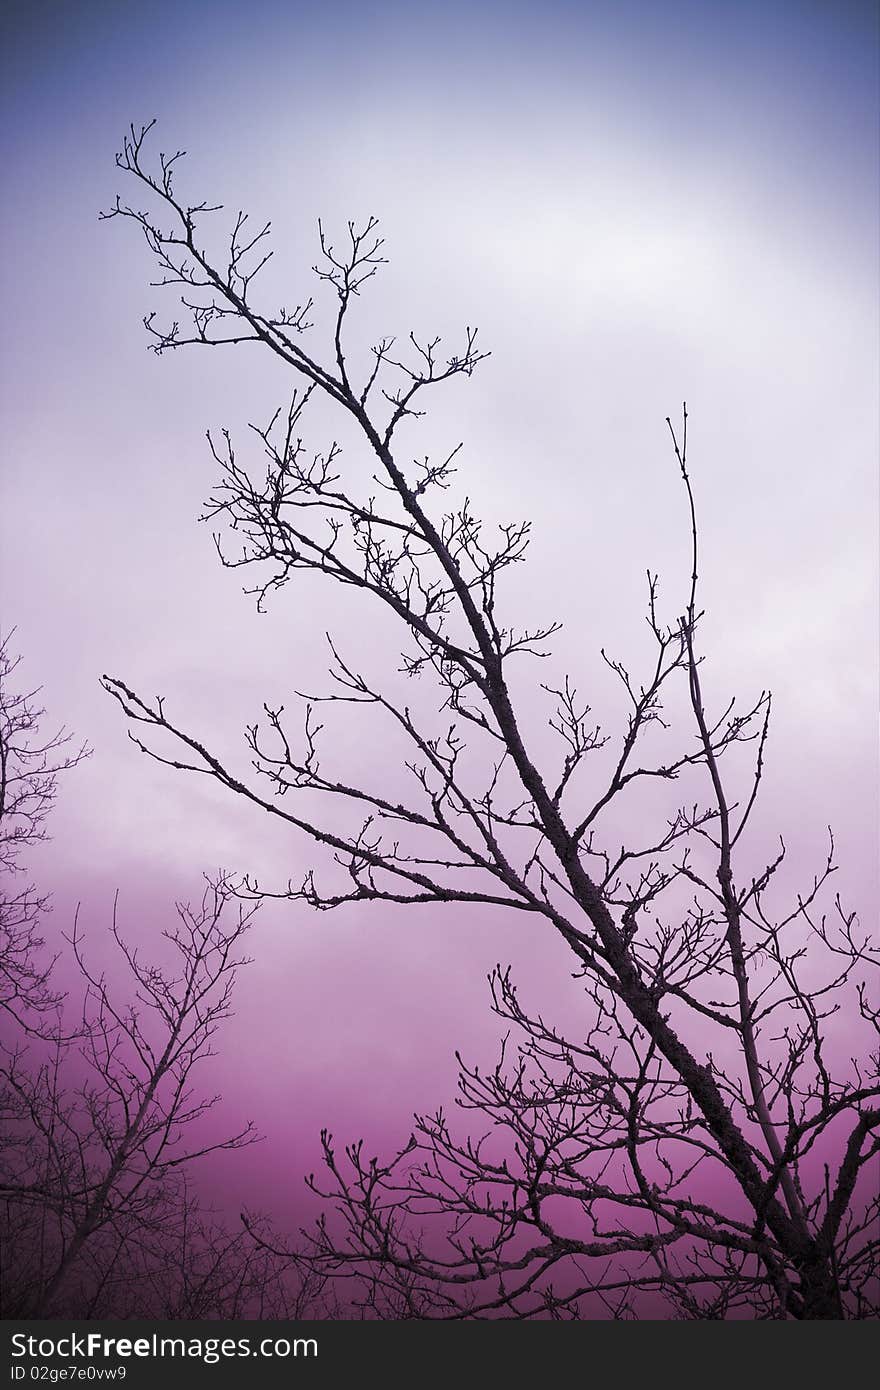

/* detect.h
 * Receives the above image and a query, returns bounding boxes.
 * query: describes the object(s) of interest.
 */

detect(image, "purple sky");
[1,0,877,1231]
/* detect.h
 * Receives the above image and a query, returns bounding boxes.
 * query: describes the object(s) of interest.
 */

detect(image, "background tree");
[0,632,86,1023]
[0,638,325,1318]
[0,880,260,1316]
[101,123,879,1319]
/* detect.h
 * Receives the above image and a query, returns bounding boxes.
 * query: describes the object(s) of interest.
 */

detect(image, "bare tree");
[0,879,262,1316]
[0,632,86,1022]
[101,123,879,1319]
[0,639,308,1318]
[17,1187,333,1320]
[128,1205,334,1320]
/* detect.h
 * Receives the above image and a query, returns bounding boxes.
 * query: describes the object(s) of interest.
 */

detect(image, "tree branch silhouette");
[101,123,879,1319]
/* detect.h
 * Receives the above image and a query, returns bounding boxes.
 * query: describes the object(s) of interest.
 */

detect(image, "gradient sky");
[1,0,877,1230]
